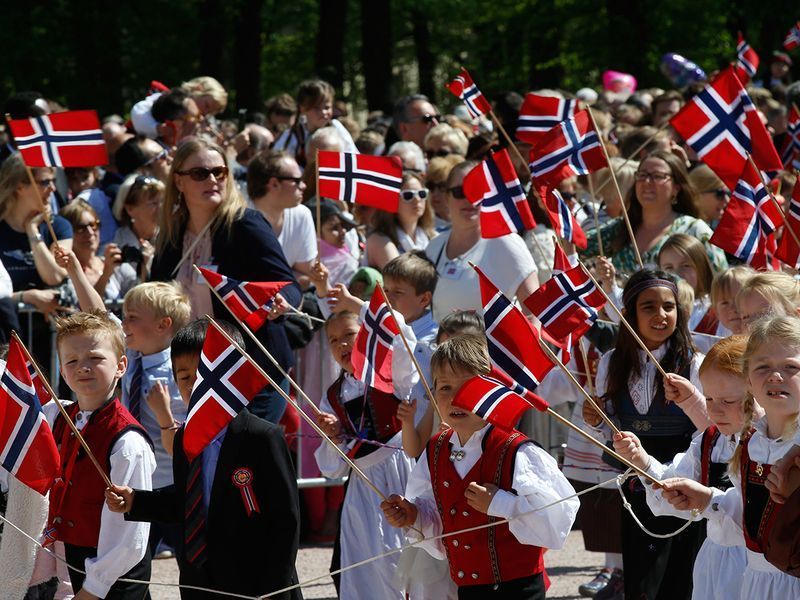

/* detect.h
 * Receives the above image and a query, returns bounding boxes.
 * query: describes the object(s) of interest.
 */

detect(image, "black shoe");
[578,569,612,597]
[594,569,624,600]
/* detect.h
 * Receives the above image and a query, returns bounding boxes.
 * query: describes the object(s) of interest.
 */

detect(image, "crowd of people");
[0,48,799,600]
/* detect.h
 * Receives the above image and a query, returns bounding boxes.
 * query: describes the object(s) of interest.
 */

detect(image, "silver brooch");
[450,450,466,462]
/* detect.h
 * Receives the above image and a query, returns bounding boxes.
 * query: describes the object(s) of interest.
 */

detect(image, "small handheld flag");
[776,178,800,268]
[734,32,759,84]
[452,375,545,431]
[545,189,587,249]
[7,110,107,168]
[351,288,400,393]
[447,68,492,119]
[317,151,402,213]
[783,22,800,51]
[516,94,578,146]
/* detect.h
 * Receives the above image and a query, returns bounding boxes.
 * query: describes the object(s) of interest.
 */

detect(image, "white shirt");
[130,94,160,139]
[426,231,537,323]
[405,424,579,560]
[0,258,11,298]
[395,226,430,253]
[276,204,317,267]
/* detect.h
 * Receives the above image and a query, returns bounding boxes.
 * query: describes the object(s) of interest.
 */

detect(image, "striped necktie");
[184,457,209,566]
[126,356,143,421]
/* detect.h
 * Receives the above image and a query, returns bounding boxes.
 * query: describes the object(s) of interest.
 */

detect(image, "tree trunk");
[360,0,393,112]
[199,0,226,80]
[233,0,265,111]
[411,8,435,101]
[314,0,348,90]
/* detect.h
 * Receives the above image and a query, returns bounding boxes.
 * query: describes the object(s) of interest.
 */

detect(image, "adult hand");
[267,293,292,321]
[102,243,123,275]
[766,448,800,504]
[596,257,617,294]
[24,288,70,319]
[465,482,499,514]
[104,484,135,514]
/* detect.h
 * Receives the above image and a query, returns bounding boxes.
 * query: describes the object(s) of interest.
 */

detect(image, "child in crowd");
[314,308,420,600]
[49,311,155,599]
[107,318,302,600]
[120,281,191,557]
[381,335,579,599]
[583,269,711,599]
[736,271,800,332]
[614,336,760,599]
[710,265,754,336]
[660,316,800,597]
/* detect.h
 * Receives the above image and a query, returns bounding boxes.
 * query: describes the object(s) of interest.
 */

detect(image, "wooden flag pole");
[376,284,444,423]
[11,331,113,488]
[747,153,800,252]
[586,174,605,256]
[579,263,670,379]
[593,121,670,195]
[487,110,528,172]
[586,109,643,268]
[193,265,322,416]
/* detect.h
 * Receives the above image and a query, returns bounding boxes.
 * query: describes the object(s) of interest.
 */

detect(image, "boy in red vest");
[48,310,155,599]
[381,335,579,599]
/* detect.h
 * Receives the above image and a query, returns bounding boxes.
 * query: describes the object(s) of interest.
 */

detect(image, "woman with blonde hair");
[180,75,228,116]
[425,154,462,229]
[423,123,468,159]
[151,138,302,423]
[688,164,729,226]
[589,157,639,222]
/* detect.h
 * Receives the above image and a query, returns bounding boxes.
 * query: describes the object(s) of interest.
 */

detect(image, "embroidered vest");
[699,425,732,490]
[739,431,784,554]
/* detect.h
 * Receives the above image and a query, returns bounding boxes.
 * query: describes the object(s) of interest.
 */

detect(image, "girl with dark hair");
[584,269,711,599]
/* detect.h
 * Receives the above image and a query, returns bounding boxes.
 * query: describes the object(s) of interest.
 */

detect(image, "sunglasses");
[711,189,730,200]
[401,189,429,202]
[74,220,101,234]
[144,149,169,167]
[448,186,466,199]
[35,178,57,188]
[276,175,303,186]
[408,113,441,124]
[427,181,447,192]
[175,166,229,182]
[425,149,451,159]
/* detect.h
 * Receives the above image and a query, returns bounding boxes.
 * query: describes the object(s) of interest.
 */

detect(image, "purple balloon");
[660,53,707,88]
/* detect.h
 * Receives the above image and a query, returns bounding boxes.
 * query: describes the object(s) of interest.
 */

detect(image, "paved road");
[150,530,602,599]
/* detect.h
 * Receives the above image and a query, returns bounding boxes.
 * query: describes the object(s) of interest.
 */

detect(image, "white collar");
[450,422,492,451]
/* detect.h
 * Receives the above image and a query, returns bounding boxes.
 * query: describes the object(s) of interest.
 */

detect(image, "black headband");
[623,278,679,306]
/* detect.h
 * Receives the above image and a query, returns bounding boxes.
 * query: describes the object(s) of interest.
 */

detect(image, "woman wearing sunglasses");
[365,171,435,270]
[424,160,540,323]
[688,163,730,227]
[151,139,302,424]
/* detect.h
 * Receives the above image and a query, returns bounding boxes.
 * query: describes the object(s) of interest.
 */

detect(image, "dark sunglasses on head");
[448,186,466,199]
[401,189,429,202]
[144,149,169,167]
[175,166,229,182]
[426,149,451,159]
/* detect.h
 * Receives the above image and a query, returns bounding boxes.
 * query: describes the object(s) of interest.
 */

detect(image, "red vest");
[48,399,149,547]
[326,373,401,459]
[428,427,545,587]
[739,430,784,554]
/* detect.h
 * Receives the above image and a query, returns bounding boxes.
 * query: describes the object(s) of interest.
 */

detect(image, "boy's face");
[122,305,172,355]
[59,332,126,408]
[172,353,200,405]
[715,286,743,334]
[383,276,431,324]
[326,318,359,374]
[434,363,486,440]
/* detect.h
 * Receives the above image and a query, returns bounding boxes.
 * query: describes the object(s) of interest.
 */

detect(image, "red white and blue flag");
[524,265,606,341]
[0,338,60,495]
[710,159,783,271]
[734,32,759,84]
[516,94,578,146]
[351,288,400,394]
[183,323,269,461]
[475,264,555,393]
[7,110,107,168]
[318,151,403,213]
[669,67,782,190]
[552,242,574,275]
[463,148,536,238]
[545,189,587,249]
[447,68,492,119]
[197,267,289,332]
[452,375,546,431]
[529,109,608,199]
[783,22,800,51]
[775,178,800,268]
[25,360,53,407]
[780,105,800,170]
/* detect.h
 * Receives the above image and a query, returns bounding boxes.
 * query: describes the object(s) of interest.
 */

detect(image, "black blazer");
[127,410,302,599]
[151,208,302,381]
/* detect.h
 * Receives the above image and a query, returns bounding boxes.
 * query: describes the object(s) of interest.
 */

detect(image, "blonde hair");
[676,279,695,316]
[113,174,165,225]
[710,265,755,305]
[426,155,462,185]
[55,310,125,359]
[736,271,800,319]
[590,157,639,201]
[181,76,228,111]
[424,123,469,156]
[156,138,246,253]
[0,154,49,219]
[123,281,192,333]
[430,334,490,387]
[731,316,800,473]
[59,199,98,228]
[688,163,725,194]
[658,233,715,296]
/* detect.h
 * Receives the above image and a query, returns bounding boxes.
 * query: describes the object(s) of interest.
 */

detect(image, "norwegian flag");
[552,242,573,275]
[780,105,800,169]
[516,94,578,146]
[25,360,53,407]
[710,160,783,270]
[183,324,270,461]
[351,288,400,393]
[669,67,782,190]
[529,109,608,199]
[783,22,800,51]
[0,338,60,495]
[7,110,108,168]
[775,179,800,268]
[475,264,555,393]
[462,148,536,238]
[452,375,546,431]
[197,267,289,332]
[317,151,402,213]
[734,32,759,84]
[545,188,587,249]
[524,265,606,341]
[446,68,492,119]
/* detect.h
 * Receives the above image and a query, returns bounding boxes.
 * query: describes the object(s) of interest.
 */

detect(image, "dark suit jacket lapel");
[207,412,248,520]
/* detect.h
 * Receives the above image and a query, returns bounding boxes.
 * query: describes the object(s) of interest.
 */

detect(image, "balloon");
[602,70,637,96]
[660,53,707,88]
